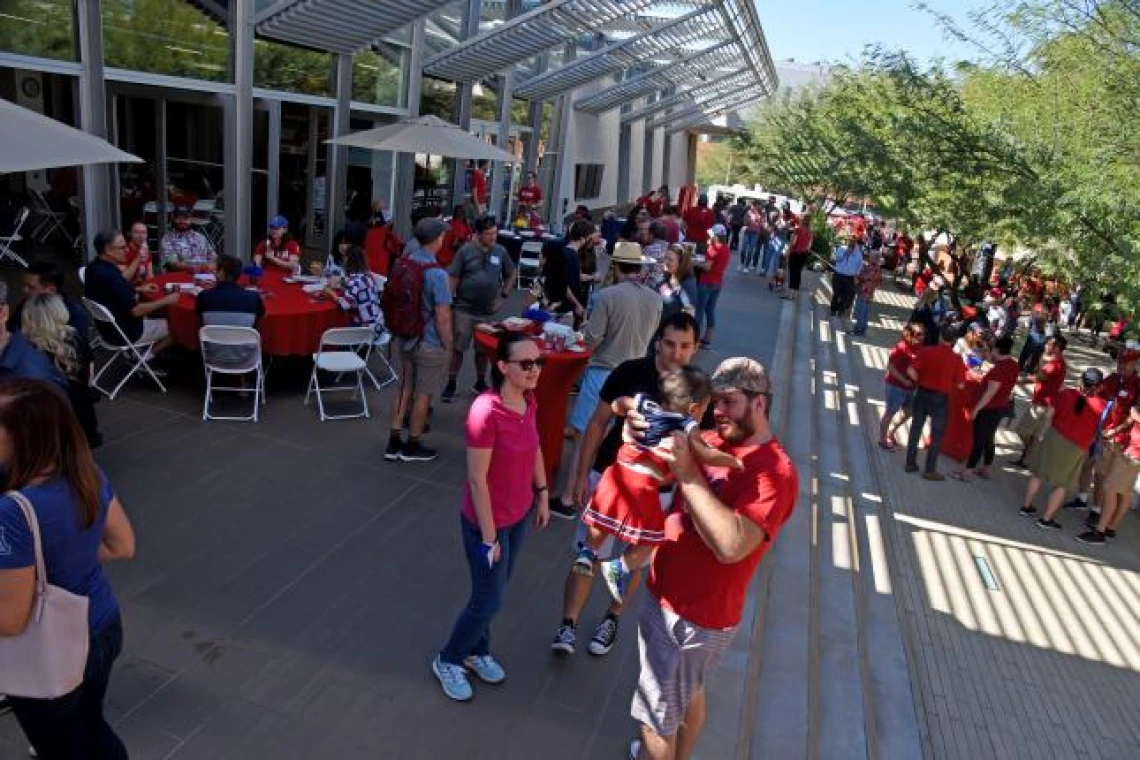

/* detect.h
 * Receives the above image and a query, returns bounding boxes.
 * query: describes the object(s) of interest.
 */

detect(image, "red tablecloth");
[940,372,984,463]
[474,329,591,483]
[150,269,350,356]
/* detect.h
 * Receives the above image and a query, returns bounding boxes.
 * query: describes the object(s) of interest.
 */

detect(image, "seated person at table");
[161,205,217,273]
[85,229,179,351]
[7,260,94,343]
[253,215,301,272]
[122,221,155,289]
[196,255,265,328]
[326,246,385,338]
[579,367,741,603]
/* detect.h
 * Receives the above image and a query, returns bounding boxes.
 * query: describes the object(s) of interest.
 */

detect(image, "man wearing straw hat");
[555,241,662,521]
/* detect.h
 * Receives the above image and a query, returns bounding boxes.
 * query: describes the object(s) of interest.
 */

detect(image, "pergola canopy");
[256,0,456,54]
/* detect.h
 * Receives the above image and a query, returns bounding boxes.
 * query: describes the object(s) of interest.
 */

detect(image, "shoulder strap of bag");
[5,491,47,598]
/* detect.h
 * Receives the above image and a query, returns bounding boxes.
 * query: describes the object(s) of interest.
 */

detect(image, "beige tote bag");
[0,491,90,699]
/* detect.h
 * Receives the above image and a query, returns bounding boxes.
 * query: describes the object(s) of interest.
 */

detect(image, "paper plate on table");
[568,345,586,353]
[302,283,325,294]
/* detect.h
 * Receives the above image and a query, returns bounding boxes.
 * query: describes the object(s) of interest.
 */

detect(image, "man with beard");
[624,357,798,760]
[160,205,217,273]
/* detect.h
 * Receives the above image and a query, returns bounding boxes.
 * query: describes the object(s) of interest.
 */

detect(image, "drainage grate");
[974,555,1001,592]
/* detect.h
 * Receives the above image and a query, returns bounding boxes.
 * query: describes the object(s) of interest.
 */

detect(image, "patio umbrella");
[326,114,515,162]
[0,98,141,173]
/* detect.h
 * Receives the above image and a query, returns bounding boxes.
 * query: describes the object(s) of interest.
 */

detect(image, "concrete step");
[729,277,923,759]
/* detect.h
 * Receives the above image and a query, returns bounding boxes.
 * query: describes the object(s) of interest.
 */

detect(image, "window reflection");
[102,0,230,82]
[0,0,75,61]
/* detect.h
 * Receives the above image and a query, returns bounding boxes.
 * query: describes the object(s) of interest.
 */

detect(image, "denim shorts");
[884,383,914,416]
[568,366,612,433]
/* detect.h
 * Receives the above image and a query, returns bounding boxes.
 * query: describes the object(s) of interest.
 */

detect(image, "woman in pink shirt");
[432,333,550,702]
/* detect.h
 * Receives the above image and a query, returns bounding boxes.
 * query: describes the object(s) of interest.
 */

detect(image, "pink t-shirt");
[461,391,540,528]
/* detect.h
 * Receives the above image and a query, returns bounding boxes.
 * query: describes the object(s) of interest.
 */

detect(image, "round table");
[150,269,350,356]
[474,328,591,483]
[497,231,560,265]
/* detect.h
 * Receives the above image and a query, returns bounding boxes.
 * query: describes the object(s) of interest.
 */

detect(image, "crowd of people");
[0,183,804,760]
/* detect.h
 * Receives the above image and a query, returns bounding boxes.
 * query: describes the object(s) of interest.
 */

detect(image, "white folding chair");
[199,326,264,422]
[517,241,543,291]
[363,329,399,391]
[305,326,374,421]
[0,207,30,268]
[84,297,167,399]
[27,189,70,245]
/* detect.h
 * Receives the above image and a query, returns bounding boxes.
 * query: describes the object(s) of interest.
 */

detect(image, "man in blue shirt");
[196,255,265,327]
[830,235,865,318]
[7,260,92,344]
[84,229,179,351]
[0,280,68,395]
[385,218,454,464]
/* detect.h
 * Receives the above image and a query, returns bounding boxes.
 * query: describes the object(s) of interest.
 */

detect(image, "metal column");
[326,52,353,255]
[642,93,656,193]
[450,0,483,206]
[394,19,425,239]
[616,75,632,207]
[488,0,521,223]
[547,42,576,232]
[266,98,281,222]
[660,87,674,188]
[75,0,111,256]
[224,0,254,259]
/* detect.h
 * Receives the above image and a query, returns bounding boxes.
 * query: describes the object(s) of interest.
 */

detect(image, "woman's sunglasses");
[508,358,546,371]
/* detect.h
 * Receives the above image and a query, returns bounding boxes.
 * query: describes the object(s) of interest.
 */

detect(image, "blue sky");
[758,0,991,66]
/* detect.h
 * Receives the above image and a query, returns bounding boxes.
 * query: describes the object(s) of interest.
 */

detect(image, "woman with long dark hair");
[0,378,135,758]
[431,333,550,702]
[1019,367,1106,529]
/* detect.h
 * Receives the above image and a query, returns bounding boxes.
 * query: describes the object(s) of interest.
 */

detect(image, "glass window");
[254,37,333,96]
[421,76,456,121]
[0,0,75,61]
[102,0,229,82]
[352,47,406,108]
[471,82,498,121]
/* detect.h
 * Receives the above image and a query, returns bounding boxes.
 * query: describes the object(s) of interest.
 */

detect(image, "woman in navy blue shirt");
[0,378,136,759]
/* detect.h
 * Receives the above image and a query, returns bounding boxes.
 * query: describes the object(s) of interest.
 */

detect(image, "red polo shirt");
[1051,389,1108,449]
[885,340,916,388]
[683,206,716,244]
[650,434,798,629]
[1098,372,1140,444]
[981,358,1020,410]
[518,184,542,206]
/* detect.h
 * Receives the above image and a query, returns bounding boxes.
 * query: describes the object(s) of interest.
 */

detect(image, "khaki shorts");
[1015,404,1050,440]
[393,338,449,397]
[1095,443,1120,480]
[452,309,493,352]
[1102,449,1140,495]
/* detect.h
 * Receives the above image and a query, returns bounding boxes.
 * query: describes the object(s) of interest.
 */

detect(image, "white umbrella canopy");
[326,114,515,162]
[0,98,142,173]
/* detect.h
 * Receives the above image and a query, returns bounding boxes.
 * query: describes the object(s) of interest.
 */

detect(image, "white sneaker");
[463,654,506,684]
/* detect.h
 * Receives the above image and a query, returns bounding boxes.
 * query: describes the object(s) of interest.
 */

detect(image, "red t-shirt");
[122,241,152,286]
[790,218,813,254]
[702,241,731,286]
[981,358,1020,410]
[471,169,487,204]
[682,206,716,244]
[649,434,798,630]
[1123,416,1140,461]
[1031,356,1067,407]
[254,238,301,267]
[885,340,916,388]
[1098,372,1140,444]
[364,227,401,275]
[660,217,681,244]
[645,197,665,218]
[912,344,965,395]
[461,392,540,528]
[1051,389,1108,449]
[518,185,542,206]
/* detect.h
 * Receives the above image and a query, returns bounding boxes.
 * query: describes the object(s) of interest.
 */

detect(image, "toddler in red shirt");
[577,367,741,602]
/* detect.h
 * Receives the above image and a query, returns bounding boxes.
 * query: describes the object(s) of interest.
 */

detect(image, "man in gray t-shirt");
[443,215,517,402]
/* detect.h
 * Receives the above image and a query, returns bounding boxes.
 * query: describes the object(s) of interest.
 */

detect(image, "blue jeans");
[740,230,760,268]
[10,613,128,760]
[852,295,872,333]
[1019,332,1045,374]
[697,284,722,335]
[762,237,784,277]
[440,514,529,665]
